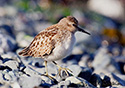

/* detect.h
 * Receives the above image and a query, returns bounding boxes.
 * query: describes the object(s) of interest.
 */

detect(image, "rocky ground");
[0,1,125,88]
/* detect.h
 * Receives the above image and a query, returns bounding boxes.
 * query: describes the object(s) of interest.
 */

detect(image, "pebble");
[18,76,42,88]
[92,47,111,70]
[89,73,102,87]
[67,65,82,76]
[0,33,16,54]
[0,72,4,84]
[78,67,92,81]
[10,82,20,88]
[65,76,95,87]
[57,80,71,88]
[78,55,90,67]
[4,73,11,81]
[111,73,125,86]
[1,52,21,63]
[4,60,19,70]
[16,32,33,47]
[23,66,39,76]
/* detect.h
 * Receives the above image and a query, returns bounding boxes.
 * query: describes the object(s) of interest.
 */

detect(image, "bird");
[18,16,90,79]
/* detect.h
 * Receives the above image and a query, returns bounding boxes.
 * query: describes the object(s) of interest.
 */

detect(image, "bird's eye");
[73,24,77,27]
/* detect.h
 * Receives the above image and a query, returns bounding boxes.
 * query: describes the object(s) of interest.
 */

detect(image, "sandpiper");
[18,16,90,79]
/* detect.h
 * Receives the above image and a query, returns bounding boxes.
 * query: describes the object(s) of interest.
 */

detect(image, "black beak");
[73,24,90,35]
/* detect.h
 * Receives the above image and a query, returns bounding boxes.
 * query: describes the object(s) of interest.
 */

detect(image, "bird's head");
[58,16,90,35]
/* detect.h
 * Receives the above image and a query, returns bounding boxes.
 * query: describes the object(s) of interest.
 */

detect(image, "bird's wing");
[18,25,58,57]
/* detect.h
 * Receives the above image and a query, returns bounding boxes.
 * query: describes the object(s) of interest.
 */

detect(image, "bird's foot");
[41,73,55,80]
[57,66,72,77]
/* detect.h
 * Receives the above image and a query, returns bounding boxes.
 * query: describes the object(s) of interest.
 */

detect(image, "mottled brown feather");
[18,16,81,59]
[18,24,58,57]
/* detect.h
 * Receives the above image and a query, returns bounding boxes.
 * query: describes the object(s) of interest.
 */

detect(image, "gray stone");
[0,72,4,84]
[67,65,92,81]
[99,73,111,87]
[41,74,58,85]
[65,76,95,87]
[4,60,19,70]
[50,84,58,88]
[4,73,11,81]
[111,73,125,86]
[89,73,102,87]
[1,52,22,63]
[16,32,33,47]
[78,67,92,81]
[67,65,82,77]
[0,84,11,88]
[8,71,19,82]
[23,66,39,76]
[18,76,42,88]
[92,47,111,70]
[0,33,16,54]
[10,82,20,88]
[27,65,45,75]
[79,55,90,67]
[57,80,71,88]
[0,59,2,64]
[47,62,57,75]
[72,46,84,55]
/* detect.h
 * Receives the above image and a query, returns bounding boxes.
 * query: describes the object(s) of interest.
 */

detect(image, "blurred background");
[0,0,125,75]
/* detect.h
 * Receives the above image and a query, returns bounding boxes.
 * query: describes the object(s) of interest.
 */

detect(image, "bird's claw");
[58,67,72,77]
[41,73,55,81]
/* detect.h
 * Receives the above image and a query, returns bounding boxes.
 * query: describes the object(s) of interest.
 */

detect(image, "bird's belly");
[45,34,75,61]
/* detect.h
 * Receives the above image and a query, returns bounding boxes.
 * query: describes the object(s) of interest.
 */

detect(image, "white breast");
[45,33,76,61]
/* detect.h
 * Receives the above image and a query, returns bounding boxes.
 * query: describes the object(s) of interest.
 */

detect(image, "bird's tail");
[18,47,30,56]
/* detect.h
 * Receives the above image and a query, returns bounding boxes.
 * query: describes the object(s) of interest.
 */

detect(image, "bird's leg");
[42,60,55,80]
[44,60,48,76]
[52,61,72,77]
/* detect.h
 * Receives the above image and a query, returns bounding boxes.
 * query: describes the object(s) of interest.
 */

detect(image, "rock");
[50,84,58,88]
[4,73,11,81]
[78,67,92,81]
[16,32,33,47]
[0,65,12,71]
[0,84,11,88]
[92,47,111,70]
[0,72,4,84]
[67,65,82,77]
[5,6,17,17]
[28,58,44,68]
[89,73,102,87]
[4,60,19,70]
[1,52,22,63]
[72,46,84,55]
[18,76,42,88]
[27,65,45,75]
[78,55,90,67]
[23,66,39,76]
[8,71,20,82]
[65,76,95,87]
[111,73,125,86]
[57,80,71,88]
[0,24,15,38]
[22,65,57,85]
[10,82,20,88]
[0,60,2,64]
[99,73,111,87]
[67,64,92,81]
[0,33,17,54]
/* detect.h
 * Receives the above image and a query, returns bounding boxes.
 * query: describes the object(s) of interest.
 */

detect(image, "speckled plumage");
[19,16,79,61]
[19,16,90,78]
